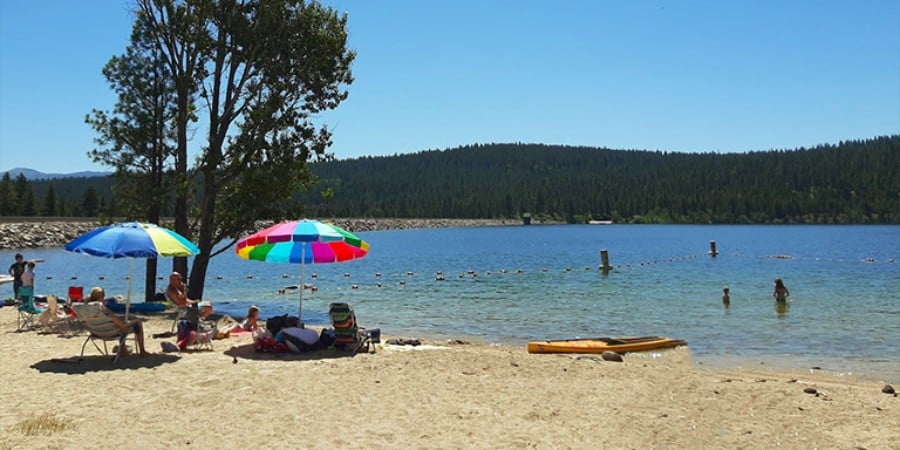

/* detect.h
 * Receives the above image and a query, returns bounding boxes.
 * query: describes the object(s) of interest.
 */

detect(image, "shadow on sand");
[31,353,181,374]
[223,342,371,363]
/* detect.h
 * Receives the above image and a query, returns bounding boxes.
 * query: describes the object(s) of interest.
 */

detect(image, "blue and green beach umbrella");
[64,222,200,319]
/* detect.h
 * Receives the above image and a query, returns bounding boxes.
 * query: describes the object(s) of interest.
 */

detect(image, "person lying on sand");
[218,305,261,338]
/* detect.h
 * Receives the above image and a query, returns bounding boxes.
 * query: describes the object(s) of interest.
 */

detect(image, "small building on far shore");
[522,213,532,225]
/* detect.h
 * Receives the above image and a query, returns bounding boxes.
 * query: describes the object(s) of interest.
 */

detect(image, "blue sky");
[1,0,898,173]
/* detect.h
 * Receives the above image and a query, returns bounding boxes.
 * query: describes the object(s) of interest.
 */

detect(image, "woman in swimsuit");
[773,278,790,302]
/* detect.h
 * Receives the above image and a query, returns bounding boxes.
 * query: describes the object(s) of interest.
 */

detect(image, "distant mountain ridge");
[0,167,111,180]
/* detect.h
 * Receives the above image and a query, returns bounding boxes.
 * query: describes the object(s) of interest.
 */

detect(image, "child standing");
[722,286,730,307]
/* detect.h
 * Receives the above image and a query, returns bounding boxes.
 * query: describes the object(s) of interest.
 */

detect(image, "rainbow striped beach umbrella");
[235,219,369,321]
[64,222,200,319]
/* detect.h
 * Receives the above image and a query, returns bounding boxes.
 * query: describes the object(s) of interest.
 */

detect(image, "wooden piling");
[600,249,612,272]
[709,240,719,257]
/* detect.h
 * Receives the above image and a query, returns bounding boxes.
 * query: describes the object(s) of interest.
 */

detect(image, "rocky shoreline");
[0,218,521,250]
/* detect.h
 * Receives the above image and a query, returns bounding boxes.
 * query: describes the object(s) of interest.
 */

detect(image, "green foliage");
[81,186,99,217]
[41,184,56,216]
[299,136,900,224]
[6,135,900,224]
[96,0,357,299]
[0,173,15,215]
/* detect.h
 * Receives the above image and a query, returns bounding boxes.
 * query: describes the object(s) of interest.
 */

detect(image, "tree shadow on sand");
[223,342,373,363]
[31,353,181,374]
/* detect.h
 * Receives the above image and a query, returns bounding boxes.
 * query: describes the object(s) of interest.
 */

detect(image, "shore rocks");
[0,218,518,250]
[0,221,99,250]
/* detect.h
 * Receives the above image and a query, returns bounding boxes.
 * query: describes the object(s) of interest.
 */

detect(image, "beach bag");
[176,320,192,350]
[316,328,336,350]
[265,314,301,336]
[254,336,290,353]
[281,327,319,353]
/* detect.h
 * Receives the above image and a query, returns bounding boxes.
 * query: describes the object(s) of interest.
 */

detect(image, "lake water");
[3,225,898,381]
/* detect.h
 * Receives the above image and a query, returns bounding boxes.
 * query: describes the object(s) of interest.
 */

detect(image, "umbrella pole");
[125,258,133,321]
[299,244,305,325]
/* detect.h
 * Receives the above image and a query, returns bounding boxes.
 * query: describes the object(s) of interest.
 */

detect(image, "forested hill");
[302,135,900,224]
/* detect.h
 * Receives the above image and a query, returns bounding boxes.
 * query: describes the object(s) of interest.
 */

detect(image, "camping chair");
[167,293,192,332]
[171,306,190,332]
[67,286,84,304]
[16,286,43,331]
[175,313,215,351]
[71,303,138,364]
[329,302,380,354]
[39,295,73,334]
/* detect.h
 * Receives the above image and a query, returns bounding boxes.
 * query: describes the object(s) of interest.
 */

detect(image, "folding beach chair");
[71,303,138,364]
[329,302,380,354]
[16,286,43,331]
[39,295,73,334]
[176,317,215,351]
[67,286,84,304]
[170,306,190,332]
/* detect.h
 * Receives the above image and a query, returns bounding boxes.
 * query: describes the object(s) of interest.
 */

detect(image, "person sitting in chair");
[87,287,150,355]
[166,272,198,307]
[177,300,217,349]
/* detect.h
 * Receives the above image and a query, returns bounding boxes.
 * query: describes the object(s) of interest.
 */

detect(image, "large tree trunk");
[144,259,158,302]
[172,91,190,278]
[188,169,218,300]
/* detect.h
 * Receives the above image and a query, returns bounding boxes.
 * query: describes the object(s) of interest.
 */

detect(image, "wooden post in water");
[600,249,613,272]
[709,240,719,257]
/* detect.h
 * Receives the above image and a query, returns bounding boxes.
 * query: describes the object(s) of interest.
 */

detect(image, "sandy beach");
[1,307,897,450]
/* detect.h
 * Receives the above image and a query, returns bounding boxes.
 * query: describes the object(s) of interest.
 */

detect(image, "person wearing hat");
[177,300,217,349]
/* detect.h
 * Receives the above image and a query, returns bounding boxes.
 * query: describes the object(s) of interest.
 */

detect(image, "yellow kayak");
[527,336,687,354]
